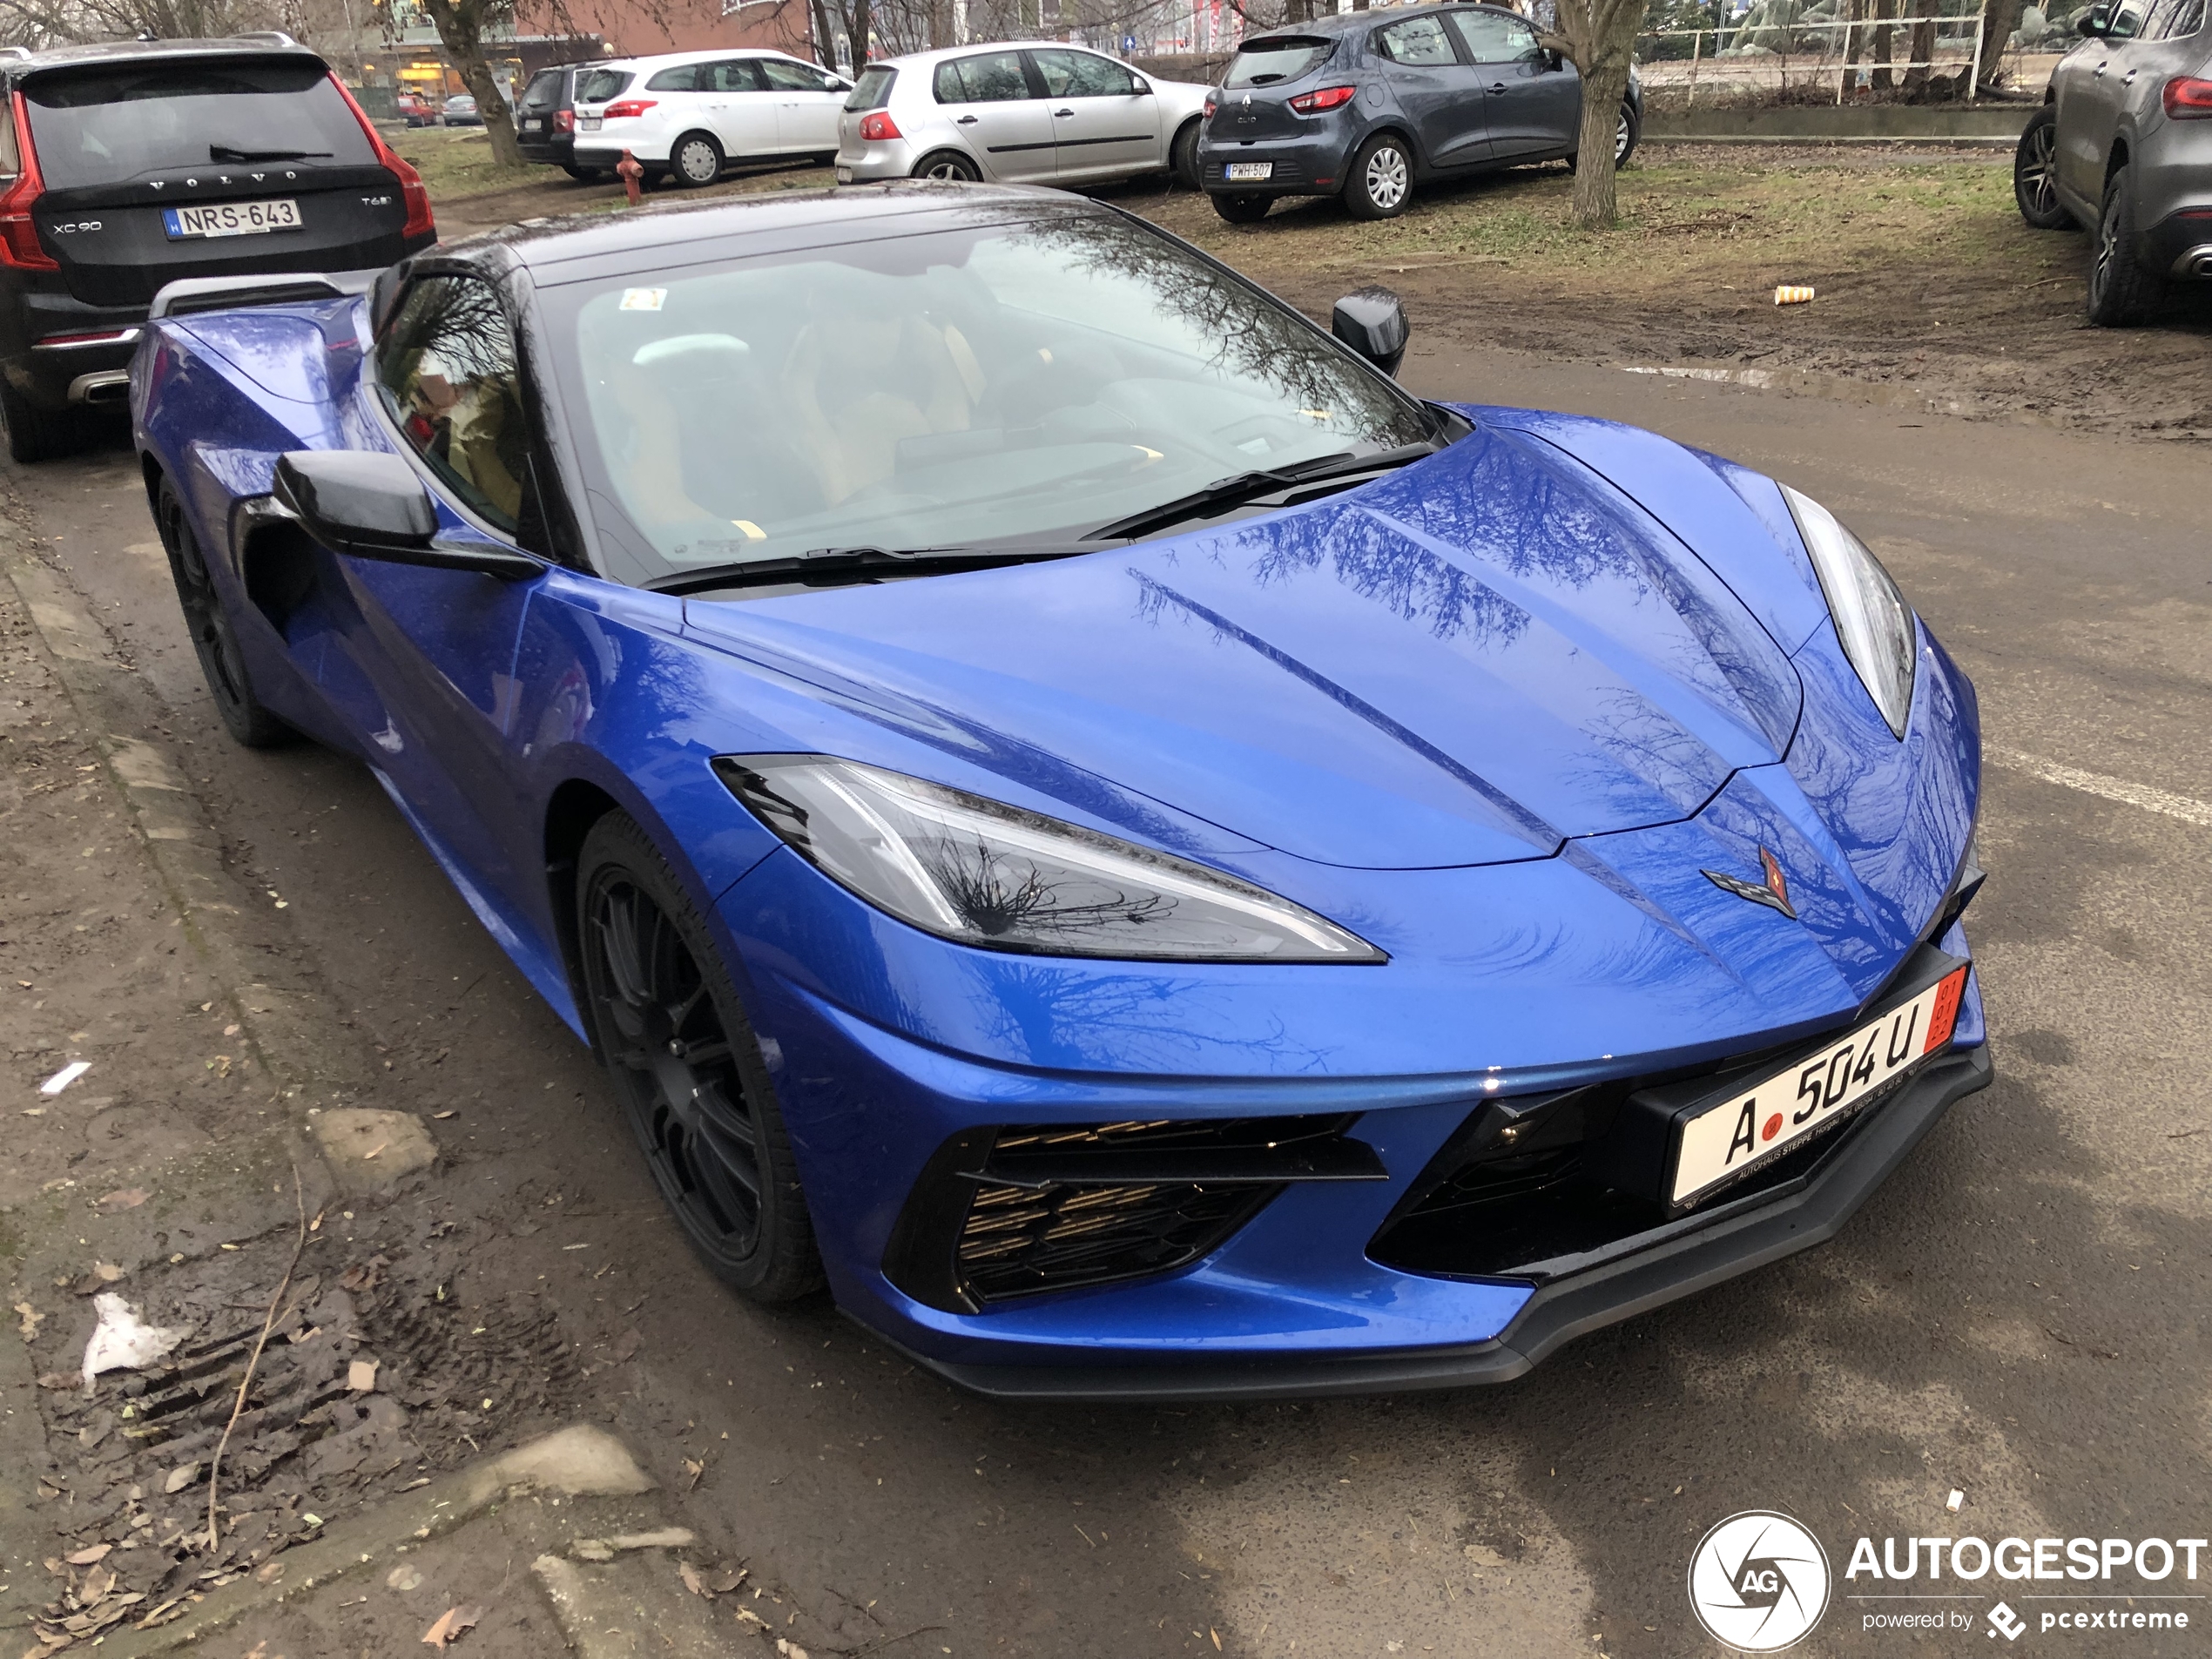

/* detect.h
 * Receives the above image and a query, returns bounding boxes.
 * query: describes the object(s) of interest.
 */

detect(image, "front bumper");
[1197,125,1354,197]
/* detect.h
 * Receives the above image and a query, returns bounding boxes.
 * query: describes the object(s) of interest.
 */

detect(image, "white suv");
[572,49,853,185]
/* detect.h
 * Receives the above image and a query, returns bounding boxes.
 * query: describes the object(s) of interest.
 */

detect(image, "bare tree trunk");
[1902,13,1934,91]
[1844,0,1865,74]
[1568,44,1630,225]
[420,0,522,166]
[1975,0,2021,86]
[1870,0,1893,90]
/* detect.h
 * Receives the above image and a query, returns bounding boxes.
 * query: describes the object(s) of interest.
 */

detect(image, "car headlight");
[714,755,1385,963]
[1780,483,1917,738]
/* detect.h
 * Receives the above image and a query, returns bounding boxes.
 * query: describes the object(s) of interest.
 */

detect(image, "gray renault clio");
[1197,3,1640,223]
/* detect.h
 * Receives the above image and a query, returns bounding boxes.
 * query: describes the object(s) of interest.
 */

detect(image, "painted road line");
[1989,749,2212,831]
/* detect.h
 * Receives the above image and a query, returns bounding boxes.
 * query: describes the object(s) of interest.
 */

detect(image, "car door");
[1372,13,1489,171]
[1026,48,1163,179]
[700,58,778,160]
[319,271,550,946]
[1453,10,1578,160]
[931,50,1056,180]
[2054,0,2154,202]
[759,57,849,154]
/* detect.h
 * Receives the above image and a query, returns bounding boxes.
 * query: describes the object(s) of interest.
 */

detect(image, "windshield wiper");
[209,145,334,162]
[1086,442,1441,542]
[644,542,1108,597]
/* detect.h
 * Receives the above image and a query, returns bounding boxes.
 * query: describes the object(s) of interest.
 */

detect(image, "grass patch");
[386,125,539,201]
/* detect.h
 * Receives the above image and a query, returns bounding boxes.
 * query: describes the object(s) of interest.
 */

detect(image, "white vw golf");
[835,44,1209,187]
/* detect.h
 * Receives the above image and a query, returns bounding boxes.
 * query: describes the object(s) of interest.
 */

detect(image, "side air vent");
[884,1116,1386,1312]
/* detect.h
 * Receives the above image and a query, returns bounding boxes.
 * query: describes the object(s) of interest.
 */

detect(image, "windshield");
[22,59,377,187]
[542,209,1438,588]
[846,64,896,110]
[1225,37,1335,87]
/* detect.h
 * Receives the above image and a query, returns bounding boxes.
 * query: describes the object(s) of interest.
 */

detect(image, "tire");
[911,149,981,181]
[561,163,604,182]
[2013,106,2070,230]
[0,378,71,465]
[1613,100,1640,169]
[1211,190,1272,224]
[670,131,724,187]
[577,812,823,1302]
[1170,118,1202,189]
[2087,162,2164,327]
[154,479,292,748]
[1345,131,1413,219]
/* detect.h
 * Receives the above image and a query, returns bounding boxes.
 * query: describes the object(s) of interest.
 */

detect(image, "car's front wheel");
[2087,162,2164,327]
[1345,132,1412,219]
[577,812,822,1302]
[670,131,725,187]
[2013,106,2070,230]
[155,479,291,748]
[912,149,981,181]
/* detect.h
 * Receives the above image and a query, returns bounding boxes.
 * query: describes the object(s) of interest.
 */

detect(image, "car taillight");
[0,90,55,271]
[859,111,901,142]
[604,98,658,119]
[555,109,575,133]
[1204,95,1217,118]
[329,73,436,241]
[1288,84,1357,113]
[2165,75,2212,118]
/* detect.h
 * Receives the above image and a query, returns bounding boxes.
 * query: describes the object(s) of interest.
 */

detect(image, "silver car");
[2013,0,2212,324]
[836,43,1210,187]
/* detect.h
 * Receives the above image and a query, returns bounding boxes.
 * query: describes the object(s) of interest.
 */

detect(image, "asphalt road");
[10,346,2208,1659]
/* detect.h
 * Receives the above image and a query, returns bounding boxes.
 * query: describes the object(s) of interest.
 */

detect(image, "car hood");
[682,423,1807,871]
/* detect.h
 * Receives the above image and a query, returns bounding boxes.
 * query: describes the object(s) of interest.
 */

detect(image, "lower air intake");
[958,1175,1275,1303]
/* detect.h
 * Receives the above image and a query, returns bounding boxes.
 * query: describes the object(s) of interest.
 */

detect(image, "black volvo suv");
[0,37,438,462]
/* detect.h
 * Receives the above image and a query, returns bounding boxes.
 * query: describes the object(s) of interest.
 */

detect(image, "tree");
[1548,0,1641,226]
[418,0,525,165]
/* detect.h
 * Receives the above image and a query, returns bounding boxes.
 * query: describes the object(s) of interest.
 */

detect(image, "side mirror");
[2077,3,2109,33]
[1130,77,1152,94]
[1544,46,1567,71]
[1332,287,1408,378]
[273,450,540,578]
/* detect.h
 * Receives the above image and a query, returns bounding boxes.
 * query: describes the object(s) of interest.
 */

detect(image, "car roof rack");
[150,268,381,320]
[0,45,33,60]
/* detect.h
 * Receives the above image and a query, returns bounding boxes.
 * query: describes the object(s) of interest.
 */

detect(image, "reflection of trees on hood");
[1000,210,1430,447]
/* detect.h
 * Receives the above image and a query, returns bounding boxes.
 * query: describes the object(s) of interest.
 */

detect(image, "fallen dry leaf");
[387,1564,423,1592]
[163,1460,200,1494]
[678,1561,706,1597]
[81,1562,116,1602]
[13,1301,40,1340]
[705,1566,747,1595]
[64,1544,111,1566]
[94,1188,147,1214]
[421,1606,481,1648]
[347,1359,379,1393]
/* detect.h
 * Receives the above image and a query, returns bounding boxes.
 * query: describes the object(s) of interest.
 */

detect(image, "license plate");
[835,165,853,183]
[1669,963,1970,1208]
[523,118,543,132]
[1225,161,1273,182]
[161,199,300,239]
[581,116,602,131]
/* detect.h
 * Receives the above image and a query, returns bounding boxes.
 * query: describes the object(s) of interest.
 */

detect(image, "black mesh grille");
[958,1178,1274,1302]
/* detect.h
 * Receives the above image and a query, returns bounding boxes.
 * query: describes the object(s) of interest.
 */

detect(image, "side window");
[935,50,1032,102]
[1377,17,1460,65]
[1452,11,1540,62]
[0,94,17,176]
[2107,0,2149,37]
[759,57,838,91]
[1031,50,1140,97]
[709,59,768,91]
[2153,0,2203,36]
[377,275,529,535]
[644,64,702,92]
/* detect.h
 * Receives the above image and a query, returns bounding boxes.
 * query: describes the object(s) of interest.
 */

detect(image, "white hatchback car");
[572,49,854,185]
[835,44,1209,187]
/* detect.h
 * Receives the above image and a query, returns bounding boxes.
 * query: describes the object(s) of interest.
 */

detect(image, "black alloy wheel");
[913,149,981,181]
[577,812,822,1301]
[671,131,725,186]
[2013,106,2070,230]
[2087,163,2164,327]
[1211,190,1272,223]
[156,480,291,747]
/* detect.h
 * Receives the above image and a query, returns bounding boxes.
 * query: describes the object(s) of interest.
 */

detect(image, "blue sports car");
[131,186,1987,1399]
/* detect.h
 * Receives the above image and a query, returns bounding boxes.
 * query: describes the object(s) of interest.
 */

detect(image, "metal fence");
[1635,12,1988,105]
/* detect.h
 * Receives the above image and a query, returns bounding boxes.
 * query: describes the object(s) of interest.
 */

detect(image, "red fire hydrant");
[616,149,644,207]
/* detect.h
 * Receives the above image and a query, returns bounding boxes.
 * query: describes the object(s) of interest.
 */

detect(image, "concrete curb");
[1646,104,2033,141]
[93,1426,658,1656]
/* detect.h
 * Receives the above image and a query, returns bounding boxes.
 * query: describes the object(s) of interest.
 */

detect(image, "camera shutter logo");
[1687,1511,1831,1651]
